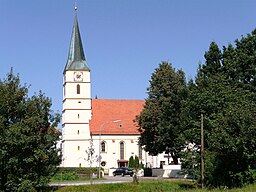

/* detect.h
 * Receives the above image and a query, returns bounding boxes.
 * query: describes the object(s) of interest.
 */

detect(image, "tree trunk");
[132,171,139,184]
[171,152,179,165]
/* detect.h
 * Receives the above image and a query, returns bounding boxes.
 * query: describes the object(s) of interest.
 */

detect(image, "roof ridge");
[92,98,145,101]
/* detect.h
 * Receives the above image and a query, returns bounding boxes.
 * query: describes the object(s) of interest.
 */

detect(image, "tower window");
[78,114,80,119]
[78,146,80,151]
[77,84,80,94]
[77,130,80,135]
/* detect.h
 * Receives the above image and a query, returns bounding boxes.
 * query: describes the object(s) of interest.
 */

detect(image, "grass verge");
[55,180,256,192]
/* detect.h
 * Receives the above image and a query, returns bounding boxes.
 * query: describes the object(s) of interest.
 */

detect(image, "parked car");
[113,168,134,177]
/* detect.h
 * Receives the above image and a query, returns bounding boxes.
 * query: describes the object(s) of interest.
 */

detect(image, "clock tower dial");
[73,72,83,81]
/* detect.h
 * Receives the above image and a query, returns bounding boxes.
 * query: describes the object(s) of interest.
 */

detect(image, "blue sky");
[1,0,256,116]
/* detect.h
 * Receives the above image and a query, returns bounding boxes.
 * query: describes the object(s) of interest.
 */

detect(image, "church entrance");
[117,160,128,167]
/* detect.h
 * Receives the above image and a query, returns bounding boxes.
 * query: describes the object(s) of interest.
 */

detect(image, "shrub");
[51,167,100,181]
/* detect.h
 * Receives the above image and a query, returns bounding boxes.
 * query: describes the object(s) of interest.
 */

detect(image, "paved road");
[50,175,158,186]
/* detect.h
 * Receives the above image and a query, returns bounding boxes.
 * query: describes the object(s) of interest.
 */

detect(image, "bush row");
[57,167,99,174]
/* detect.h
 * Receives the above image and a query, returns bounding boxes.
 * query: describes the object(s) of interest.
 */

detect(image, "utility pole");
[201,113,204,188]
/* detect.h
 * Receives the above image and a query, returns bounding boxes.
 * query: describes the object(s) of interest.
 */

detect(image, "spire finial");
[75,0,78,11]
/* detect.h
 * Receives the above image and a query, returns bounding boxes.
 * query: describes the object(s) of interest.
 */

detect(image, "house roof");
[90,99,145,135]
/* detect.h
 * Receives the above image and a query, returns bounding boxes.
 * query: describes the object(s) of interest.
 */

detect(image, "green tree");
[182,32,256,187]
[128,156,135,168]
[0,70,61,191]
[223,29,256,91]
[128,155,141,184]
[128,155,142,169]
[134,156,140,169]
[136,61,187,164]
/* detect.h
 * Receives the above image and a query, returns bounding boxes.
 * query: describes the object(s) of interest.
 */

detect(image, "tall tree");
[182,31,256,187]
[202,42,222,78]
[0,70,61,191]
[136,61,187,164]
[223,29,256,91]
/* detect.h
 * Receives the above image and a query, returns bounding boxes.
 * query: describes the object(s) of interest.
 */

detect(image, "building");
[61,9,170,171]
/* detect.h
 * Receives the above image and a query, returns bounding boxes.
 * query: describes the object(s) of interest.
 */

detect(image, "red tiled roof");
[90,99,145,135]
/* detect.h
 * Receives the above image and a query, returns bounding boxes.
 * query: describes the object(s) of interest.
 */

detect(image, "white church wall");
[63,110,91,123]
[62,124,91,140]
[62,140,91,167]
[60,133,177,170]
[89,135,176,172]
[64,83,91,99]
[91,135,140,170]
[63,99,91,110]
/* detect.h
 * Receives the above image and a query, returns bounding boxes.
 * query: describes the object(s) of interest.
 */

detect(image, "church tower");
[62,9,92,167]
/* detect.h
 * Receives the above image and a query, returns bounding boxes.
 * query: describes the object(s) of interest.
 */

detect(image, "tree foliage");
[136,29,256,188]
[128,156,135,168]
[136,61,187,164]
[182,30,256,187]
[0,70,61,191]
[128,155,143,169]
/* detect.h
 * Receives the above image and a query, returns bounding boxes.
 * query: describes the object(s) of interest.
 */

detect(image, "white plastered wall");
[90,135,171,171]
[62,70,92,167]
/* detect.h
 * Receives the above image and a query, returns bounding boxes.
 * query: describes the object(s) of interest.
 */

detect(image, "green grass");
[51,172,103,182]
[55,181,256,192]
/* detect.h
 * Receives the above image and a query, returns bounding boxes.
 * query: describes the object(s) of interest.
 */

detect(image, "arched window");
[101,141,106,152]
[120,141,124,160]
[77,84,80,94]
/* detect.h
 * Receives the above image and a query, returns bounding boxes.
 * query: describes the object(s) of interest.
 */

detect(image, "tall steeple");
[65,7,89,71]
[62,4,92,168]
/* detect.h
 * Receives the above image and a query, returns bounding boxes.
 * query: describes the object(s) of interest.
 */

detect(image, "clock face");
[74,72,83,81]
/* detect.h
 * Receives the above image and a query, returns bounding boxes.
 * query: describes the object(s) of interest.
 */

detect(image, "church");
[61,9,170,172]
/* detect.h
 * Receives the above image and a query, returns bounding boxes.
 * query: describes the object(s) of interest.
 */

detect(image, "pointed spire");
[65,6,89,71]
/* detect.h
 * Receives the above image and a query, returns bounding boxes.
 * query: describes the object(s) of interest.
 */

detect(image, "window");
[78,146,80,151]
[160,161,165,168]
[78,114,80,119]
[101,161,106,167]
[79,163,81,167]
[77,84,80,94]
[120,141,124,160]
[101,141,106,152]
[77,130,80,135]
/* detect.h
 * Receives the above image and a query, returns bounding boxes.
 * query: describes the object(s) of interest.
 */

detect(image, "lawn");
[55,180,256,192]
